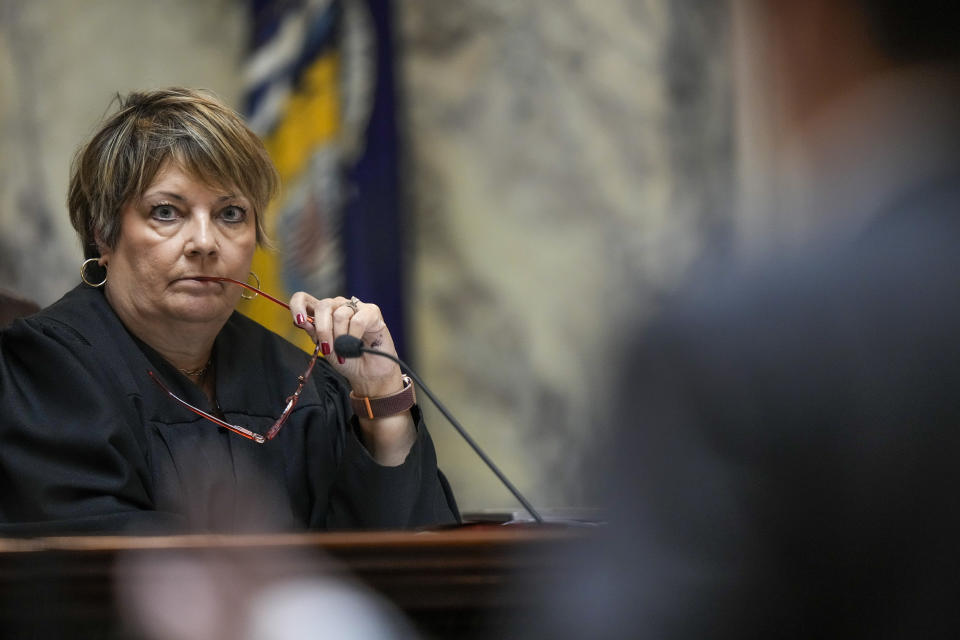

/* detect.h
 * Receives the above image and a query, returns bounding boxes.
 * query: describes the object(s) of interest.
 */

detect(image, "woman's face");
[99,161,257,331]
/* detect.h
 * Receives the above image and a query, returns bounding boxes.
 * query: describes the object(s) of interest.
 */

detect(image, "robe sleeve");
[0,317,186,535]
[312,370,459,529]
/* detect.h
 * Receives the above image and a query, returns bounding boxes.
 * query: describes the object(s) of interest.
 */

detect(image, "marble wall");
[0,0,247,304]
[0,0,732,514]
[401,0,732,512]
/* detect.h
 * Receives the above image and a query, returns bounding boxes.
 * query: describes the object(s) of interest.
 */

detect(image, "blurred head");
[732,0,960,250]
[738,0,960,135]
[68,87,279,259]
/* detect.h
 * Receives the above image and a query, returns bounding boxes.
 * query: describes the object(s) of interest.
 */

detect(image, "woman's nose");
[185,215,218,256]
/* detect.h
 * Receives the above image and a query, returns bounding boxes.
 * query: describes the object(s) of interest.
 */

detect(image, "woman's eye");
[151,205,178,221]
[220,206,248,223]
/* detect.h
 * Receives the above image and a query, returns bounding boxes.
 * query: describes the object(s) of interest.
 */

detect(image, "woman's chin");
[168,300,236,325]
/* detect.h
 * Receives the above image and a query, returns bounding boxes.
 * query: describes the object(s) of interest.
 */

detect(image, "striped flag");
[243,0,406,354]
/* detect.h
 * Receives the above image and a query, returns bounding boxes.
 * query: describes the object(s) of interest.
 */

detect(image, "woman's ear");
[93,232,111,266]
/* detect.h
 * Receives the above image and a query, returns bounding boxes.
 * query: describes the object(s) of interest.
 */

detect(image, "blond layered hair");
[69,88,279,258]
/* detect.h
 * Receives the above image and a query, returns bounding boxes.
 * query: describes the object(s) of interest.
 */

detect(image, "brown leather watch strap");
[349,375,416,419]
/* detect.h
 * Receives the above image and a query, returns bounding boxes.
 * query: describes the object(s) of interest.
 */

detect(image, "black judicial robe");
[0,284,459,535]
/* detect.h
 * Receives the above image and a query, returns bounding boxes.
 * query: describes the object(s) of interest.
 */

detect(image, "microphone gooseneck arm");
[334,335,544,523]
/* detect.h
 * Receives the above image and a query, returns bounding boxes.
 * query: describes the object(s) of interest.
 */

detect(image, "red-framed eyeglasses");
[147,276,320,444]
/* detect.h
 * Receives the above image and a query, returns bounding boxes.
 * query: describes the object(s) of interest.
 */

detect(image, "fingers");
[288,292,386,362]
[331,301,386,363]
[312,297,347,353]
[289,292,339,357]
[340,301,385,339]
[331,303,356,340]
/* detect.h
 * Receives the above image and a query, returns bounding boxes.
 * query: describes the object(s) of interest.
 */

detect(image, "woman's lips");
[172,277,222,292]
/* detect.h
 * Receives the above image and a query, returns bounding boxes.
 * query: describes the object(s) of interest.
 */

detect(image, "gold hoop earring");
[241,271,260,300]
[80,258,107,287]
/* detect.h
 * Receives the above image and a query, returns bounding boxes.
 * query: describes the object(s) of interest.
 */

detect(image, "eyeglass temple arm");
[262,342,322,441]
[147,371,267,444]
[192,276,314,324]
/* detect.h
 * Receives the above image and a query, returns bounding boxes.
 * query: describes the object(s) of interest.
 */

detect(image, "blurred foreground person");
[0,88,457,535]
[114,544,419,640]
[538,0,960,637]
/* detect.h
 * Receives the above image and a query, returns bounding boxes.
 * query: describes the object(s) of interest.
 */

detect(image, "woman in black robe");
[0,88,458,535]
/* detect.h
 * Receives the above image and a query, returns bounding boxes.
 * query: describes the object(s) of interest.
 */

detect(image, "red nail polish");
[295,313,305,325]
[321,341,331,356]
[337,356,345,365]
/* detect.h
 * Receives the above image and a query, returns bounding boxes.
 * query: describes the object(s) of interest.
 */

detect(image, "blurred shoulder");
[612,175,960,451]
[650,175,960,357]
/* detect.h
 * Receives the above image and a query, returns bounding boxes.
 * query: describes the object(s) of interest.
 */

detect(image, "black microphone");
[333,334,544,523]
[333,334,366,358]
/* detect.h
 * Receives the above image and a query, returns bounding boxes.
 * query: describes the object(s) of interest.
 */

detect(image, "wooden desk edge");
[0,525,590,554]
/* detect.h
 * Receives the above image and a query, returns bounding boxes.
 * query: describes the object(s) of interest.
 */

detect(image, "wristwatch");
[349,375,416,419]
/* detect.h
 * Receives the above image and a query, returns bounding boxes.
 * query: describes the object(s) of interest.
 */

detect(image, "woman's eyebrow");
[146,190,186,202]
[145,191,245,203]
